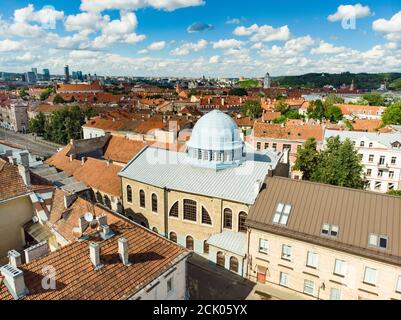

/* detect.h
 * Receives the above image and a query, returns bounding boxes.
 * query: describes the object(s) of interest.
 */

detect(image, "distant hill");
[238,79,260,89]
[273,72,401,90]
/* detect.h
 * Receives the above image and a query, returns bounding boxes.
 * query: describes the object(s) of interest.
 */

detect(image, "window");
[389,183,395,191]
[169,232,177,243]
[259,239,269,254]
[197,149,202,160]
[257,142,261,150]
[279,272,289,287]
[367,169,372,177]
[369,155,374,163]
[378,170,384,177]
[321,224,339,238]
[306,252,318,269]
[334,259,347,277]
[369,142,373,148]
[186,236,194,251]
[201,207,212,225]
[139,190,145,208]
[364,267,377,286]
[303,280,315,296]
[283,144,292,152]
[183,199,197,222]
[330,288,341,300]
[96,192,103,204]
[127,185,133,203]
[379,156,385,165]
[375,182,382,191]
[169,202,179,218]
[391,157,397,165]
[389,171,395,179]
[104,196,111,209]
[272,143,277,151]
[216,252,225,268]
[238,212,247,233]
[360,141,365,147]
[167,277,174,294]
[396,276,401,293]
[203,240,209,254]
[264,143,269,149]
[368,234,388,249]
[151,194,158,213]
[273,203,292,226]
[229,257,239,273]
[223,208,233,229]
[281,245,292,261]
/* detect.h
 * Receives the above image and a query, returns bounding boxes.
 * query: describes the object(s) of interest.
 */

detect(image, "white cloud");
[65,12,109,35]
[80,0,205,12]
[138,49,149,54]
[213,39,243,49]
[311,40,347,54]
[148,41,166,50]
[14,4,64,25]
[209,55,220,63]
[234,24,290,42]
[0,39,22,52]
[170,39,208,56]
[328,4,371,22]
[373,11,401,41]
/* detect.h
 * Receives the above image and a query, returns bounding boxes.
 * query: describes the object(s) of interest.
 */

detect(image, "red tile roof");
[253,122,324,141]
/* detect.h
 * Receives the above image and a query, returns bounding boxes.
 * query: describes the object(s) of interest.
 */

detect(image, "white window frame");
[330,288,341,300]
[167,277,174,295]
[368,233,388,250]
[279,272,289,287]
[273,203,292,226]
[259,239,269,255]
[334,259,347,277]
[306,252,318,269]
[364,267,377,286]
[303,279,315,296]
[281,244,292,261]
[396,276,401,293]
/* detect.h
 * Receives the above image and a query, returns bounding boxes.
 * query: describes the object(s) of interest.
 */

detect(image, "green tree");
[388,190,401,197]
[310,137,365,189]
[307,100,325,120]
[19,88,29,99]
[293,137,320,180]
[382,102,401,125]
[29,112,46,136]
[324,93,344,105]
[324,105,343,122]
[241,100,262,118]
[229,88,248,96]
[53,94,66,104]
[40,87,55,101]
[362,92,385,106]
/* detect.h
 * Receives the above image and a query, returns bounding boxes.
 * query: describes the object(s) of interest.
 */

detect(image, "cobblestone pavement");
[0,129,62,158]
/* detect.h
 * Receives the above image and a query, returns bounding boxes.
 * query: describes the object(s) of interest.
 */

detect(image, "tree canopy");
[241,100,262,118]
[294,136,365,189]
[307,99,343,123]
[361,92,385,106]
[229,88,248,96]
[382,102,401,125]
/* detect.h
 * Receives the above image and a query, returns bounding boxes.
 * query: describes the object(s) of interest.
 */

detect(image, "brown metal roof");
[247,177,401,266]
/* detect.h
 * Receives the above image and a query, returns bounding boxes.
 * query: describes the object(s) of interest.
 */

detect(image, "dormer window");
[273,203,292,226]
[321,224,339,238]
[368,234,388,250]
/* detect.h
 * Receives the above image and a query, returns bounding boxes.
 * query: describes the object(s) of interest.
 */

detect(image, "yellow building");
[119,110,286,275]
[246,177,401,300]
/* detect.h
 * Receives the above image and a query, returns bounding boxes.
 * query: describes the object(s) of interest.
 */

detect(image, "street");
[0,128,63,158]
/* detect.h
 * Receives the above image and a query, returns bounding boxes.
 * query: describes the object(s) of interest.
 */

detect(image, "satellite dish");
[84,212,94,223]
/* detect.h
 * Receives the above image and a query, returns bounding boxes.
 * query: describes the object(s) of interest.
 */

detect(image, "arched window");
[223,208,233,229]
[139,190,145,208]
[238,212,248,233]
[203,240,209,254]
[184,199,197,222]
[230,257,239,273]
[169,202,179,218]
[186,236,194,251]
[104,195,111,209]
[152,194,158,213]
[117,202,123,214]
[217,251,225,268]
[202,207,212,225]
[126,185,132,203]
[152,227,158,234]
[170,232,177,243]
[96,192,103,204]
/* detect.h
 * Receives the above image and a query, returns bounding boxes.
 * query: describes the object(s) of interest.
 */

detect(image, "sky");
[0,0,400,77]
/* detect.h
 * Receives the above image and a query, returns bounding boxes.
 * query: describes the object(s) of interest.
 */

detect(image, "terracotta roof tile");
[253,121,324,141]
[103,136,147,164]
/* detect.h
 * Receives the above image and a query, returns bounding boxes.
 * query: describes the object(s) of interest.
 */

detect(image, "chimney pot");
[89,243,103,270]
[118,238,131,266]
[0,264,28,300]
[8,250,22,268]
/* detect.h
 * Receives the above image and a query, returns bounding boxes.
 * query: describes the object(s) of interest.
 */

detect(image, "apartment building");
[246,177,401,300]
[325,130,401,193]
[335,104,385,120]
[0,100,29,132]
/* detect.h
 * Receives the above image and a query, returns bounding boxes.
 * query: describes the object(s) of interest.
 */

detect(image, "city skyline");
[0,1,400,77]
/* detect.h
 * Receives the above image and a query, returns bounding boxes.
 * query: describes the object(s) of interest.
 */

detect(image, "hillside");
[274,72,401,90]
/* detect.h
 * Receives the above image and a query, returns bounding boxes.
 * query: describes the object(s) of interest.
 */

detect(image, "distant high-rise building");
[43,69,50,81]
[264,72,271,89]
[64,65,70,83]
[25,71,37,84]
[77,71,83,81]
[31,68,38,76]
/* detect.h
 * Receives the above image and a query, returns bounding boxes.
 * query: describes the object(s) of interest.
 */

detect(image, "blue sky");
[0,0,400,77]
